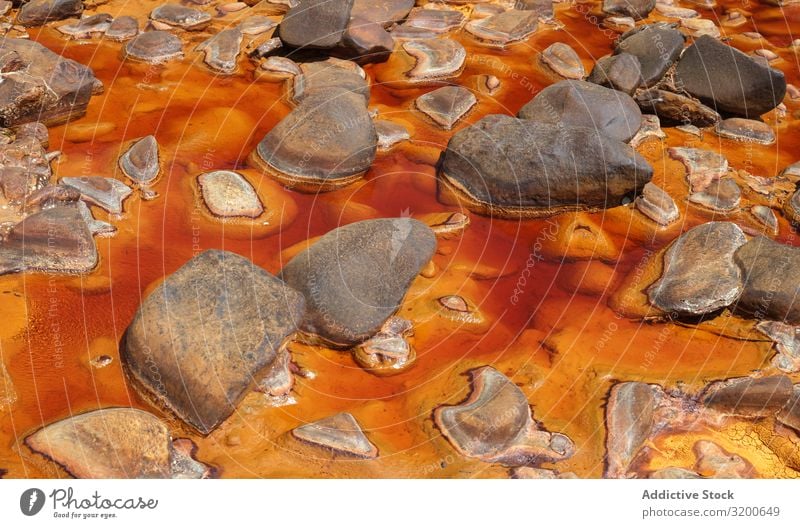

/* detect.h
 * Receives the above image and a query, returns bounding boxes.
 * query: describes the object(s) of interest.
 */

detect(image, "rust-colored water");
[1,0,800,478]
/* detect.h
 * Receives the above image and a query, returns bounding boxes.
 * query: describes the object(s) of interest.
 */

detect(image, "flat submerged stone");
[198,170,263,218]
[414,85,476,129]
[26,408,208,478]
[434,366,575,466]
[292,412,378,458]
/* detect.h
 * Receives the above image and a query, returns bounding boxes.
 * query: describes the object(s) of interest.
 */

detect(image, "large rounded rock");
[279,218,436,348]
[517,80,642,143]
[647,221,746,316]
[250,88,377,191]
[17,0,82,26]
[279,0,354,49]
[675,35,786,118]
[615,24,685,87]
[123,250,305,434]
[438,115,652,218]
[588,53,642,94]
[734,236,800,324]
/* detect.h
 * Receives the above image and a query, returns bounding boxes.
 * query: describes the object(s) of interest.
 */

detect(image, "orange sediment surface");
[1,0,799,478]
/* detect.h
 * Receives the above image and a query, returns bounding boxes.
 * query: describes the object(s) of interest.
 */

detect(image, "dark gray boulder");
[439,115,652,218]
[615,24,685,87]
[734,236,800,324]
[280,218,436,348]
[251,88,377,191]
[517,80,642,143]
[587,53,642,95]
[279,0,354,49]
[123,250,305,434]
[674,35,786,118]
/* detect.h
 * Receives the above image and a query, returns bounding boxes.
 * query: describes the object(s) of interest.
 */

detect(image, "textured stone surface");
[464,9,538,47]
[124,31,183,64]
[615,24,685,87]
[517,80,642,143]
[605,382,661,478]
[0,205,97,276]
[279,0,354,49]
[588,53,642,94]
[252,89,376,191]
[635,89,720,127]
[415,85,476,129]
[635,182,679,226]
[0,38,98,126]
[701,376,793,417]
[293,412,378,458]
[734,236,800,324]
[648,222,746,316]
[603,0,655,19]
[119,135,159,185]
[280,218,436,347]
[25,408,207,478]
[675,35,786,117]
[17,0,82,27]
[439,115,652,218]
[123,250,305,434]
[198,170,263,218]
[434,367,575,466]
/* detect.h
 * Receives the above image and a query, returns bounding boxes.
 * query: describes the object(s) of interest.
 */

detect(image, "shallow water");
[1,0,799,478]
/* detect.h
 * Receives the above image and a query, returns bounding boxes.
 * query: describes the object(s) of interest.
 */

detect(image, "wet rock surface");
[57,13,112,38]
[674,35,786,118]
[26,408,208,478]
[123,250,306,434]
[434,367,575,466]
[252,89,376,191]
[124,30,183,63]
[60,176,132,215]
[198,170,263,218]
[280,218,435,348]
[439,114,652,218]
[635,182,679,226]
[605,382,661,478]
[517,80,642,143]
[402,38,465,82]
[635,89,720,127]
[292,412,378,458]
[587,53,642,94]
[701,376,793,417]
[0,205,98,275]
[615,24,684,87]
[734,236,800,324]
[279,0,353,49]
[715,118,775,144]
[119,135,159,185]
[292,60,369,104]
[17,0,82,27]
[688,177,741,213]
[648,222,746,316]
[414,85,476,129]
[105,15,138,41]
[0,38,99,126]
[540,42,584,80]
[197,28,243,74]
[669,147,729,192]
[464,9,538,47]
[603,0,655,19]
[150,4,211,31]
